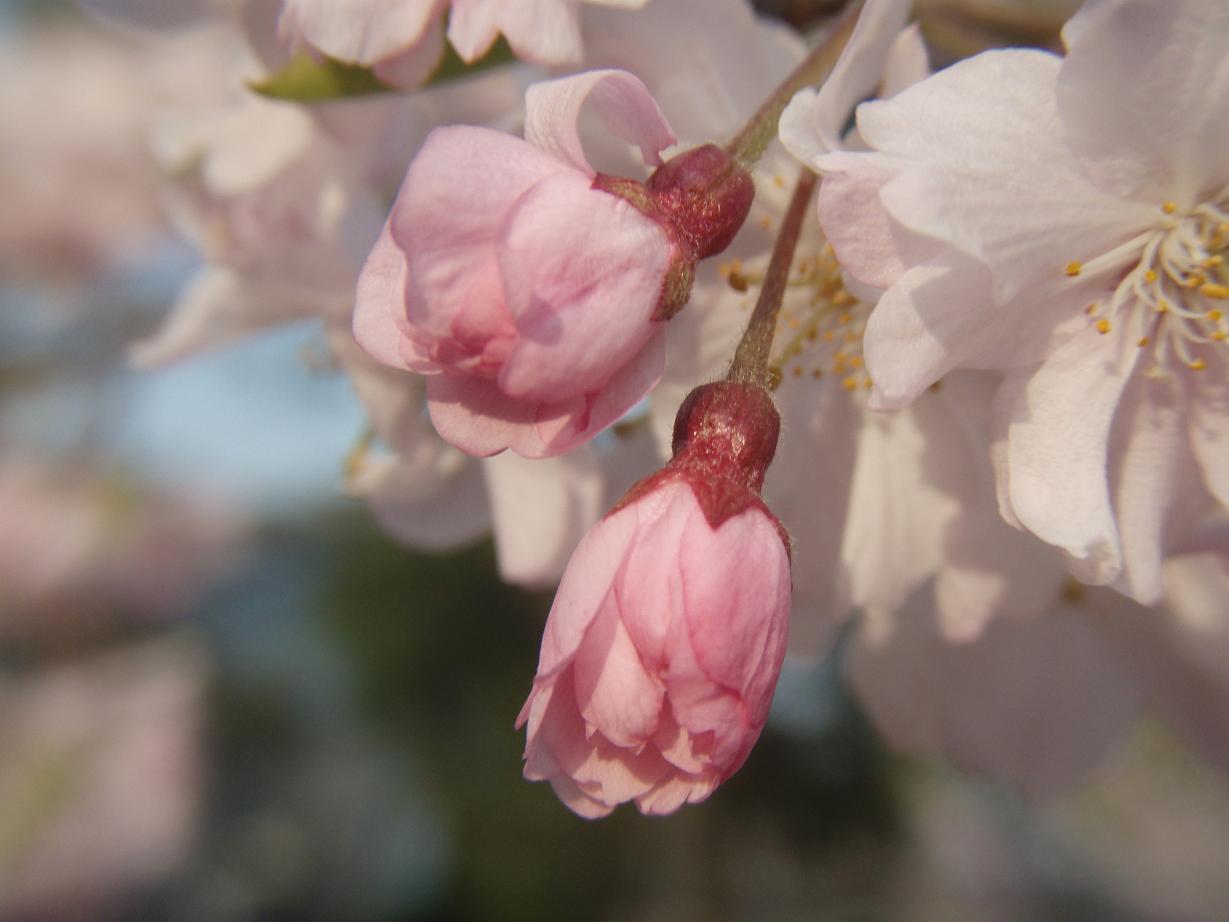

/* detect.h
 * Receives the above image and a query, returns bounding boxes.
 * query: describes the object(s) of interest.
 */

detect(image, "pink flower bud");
[354,71,754,459]
[518,382,791,817]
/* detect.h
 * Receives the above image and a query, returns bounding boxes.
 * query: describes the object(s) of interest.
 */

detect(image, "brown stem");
[727,168,818,388]
[724,0,863,168]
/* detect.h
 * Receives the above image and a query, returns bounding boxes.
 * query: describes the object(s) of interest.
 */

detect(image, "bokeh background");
[3,0,1229,919]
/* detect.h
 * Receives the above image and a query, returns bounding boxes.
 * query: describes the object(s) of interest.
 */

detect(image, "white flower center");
[721,244,872,393]
[1068,189,1229,375]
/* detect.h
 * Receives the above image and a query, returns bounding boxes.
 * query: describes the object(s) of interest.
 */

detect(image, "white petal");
[1187,372,1229,510]
[860,49,1155,305]
[523,69,675,176]
[482,448,604,588]
[848,586,1143,798]
[348,451,491,551]
[581,0,804,143]
[839,398,960,616]
[998,328,1139,584]
[1109,371,1200,604]
[862,250,1087,410]
[779,0,912,166]
[129,269,319,368]
[878,23,930,97]
[1059,0,1229,201]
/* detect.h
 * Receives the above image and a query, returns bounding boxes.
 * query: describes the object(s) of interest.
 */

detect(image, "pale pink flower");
[519,383,791,816]
[278,0,447,88]
[354,68,754,458]
[277,0,654,87]
[812,0,1229,602]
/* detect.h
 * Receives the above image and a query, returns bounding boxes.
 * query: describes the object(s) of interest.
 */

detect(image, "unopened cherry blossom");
[811,0,1229,603]
[519,382,790,816]
[355,68,754,458]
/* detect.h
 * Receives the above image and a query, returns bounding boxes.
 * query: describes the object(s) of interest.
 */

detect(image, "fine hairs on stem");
[727,168,819,389]
[724,0,863,168]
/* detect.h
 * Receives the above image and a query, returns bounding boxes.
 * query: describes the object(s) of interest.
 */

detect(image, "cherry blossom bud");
[517,381,791,817]
[353,70,753,459]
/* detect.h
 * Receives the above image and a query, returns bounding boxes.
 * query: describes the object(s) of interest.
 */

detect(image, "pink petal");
[571,595,665,747]
[1058,0,1229,202]
[353,222,416,370]
[496,171,671,400]
[677,504,791,701]
[635,774,715,815]
[535,501,644,677]
[427,335,664,459]
[523,69,676,177]
[425,375,540,457]
[548,775,615,819]
[396,125,565,340]
[613,481,694,667]
[527,333,666,456]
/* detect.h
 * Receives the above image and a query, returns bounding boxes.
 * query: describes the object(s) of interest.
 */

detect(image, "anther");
[1096,318,1112,334]
[1065,261,1083,277]
[1161,201,1178,215]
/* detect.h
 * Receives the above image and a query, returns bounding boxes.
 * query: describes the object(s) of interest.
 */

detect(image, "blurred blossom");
[0,638,207,918]
[0,22,165,282]
[0,457,247,635]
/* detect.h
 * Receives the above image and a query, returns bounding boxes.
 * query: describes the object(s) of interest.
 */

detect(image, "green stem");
[725,0,863,168]
[727,168,819,388]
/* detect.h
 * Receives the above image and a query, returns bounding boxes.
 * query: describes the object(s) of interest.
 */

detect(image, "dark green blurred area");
[155,509,902,922]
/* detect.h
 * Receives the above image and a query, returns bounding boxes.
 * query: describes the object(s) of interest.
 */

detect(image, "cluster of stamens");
[721,243,871,393]
[1066,192,1229,376]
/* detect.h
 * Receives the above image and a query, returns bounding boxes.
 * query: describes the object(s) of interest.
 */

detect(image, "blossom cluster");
[78,0,1229,817]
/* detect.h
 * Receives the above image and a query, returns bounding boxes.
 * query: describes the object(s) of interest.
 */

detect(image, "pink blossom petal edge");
[524,68,676,176]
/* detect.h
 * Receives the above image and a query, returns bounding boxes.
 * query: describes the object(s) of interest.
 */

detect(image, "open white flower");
[814,0,1229,603]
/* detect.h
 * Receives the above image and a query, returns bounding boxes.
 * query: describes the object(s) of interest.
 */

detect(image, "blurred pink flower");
[0,23,165,281]
[0,640,206,917]
[519,383,791,816]
[0,458,246,634]
[355,69,752,458]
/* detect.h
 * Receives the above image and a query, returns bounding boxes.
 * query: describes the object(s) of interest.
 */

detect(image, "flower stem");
[727,168,818,388]
[725,0,863,168]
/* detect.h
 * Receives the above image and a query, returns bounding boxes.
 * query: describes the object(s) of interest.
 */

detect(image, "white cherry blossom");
[812,0,1229,603]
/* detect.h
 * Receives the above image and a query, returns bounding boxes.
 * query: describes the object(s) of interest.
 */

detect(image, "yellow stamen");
[1065,261,1083,277]
[1096,318,1112,334]
[1161,201,1178,215]
[1199,282,1229,299]
[1189,358,1207,371]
